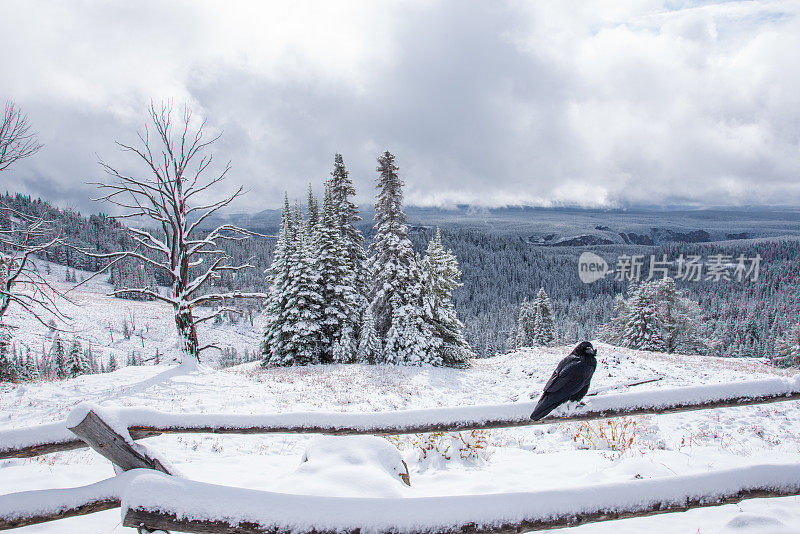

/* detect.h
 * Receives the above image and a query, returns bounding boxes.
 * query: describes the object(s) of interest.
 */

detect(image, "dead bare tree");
[0,102,43,172]
[91,101,267,364]
[0,204,70,330]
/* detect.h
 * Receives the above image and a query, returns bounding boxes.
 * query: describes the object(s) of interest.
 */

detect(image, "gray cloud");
[1,0,799,213]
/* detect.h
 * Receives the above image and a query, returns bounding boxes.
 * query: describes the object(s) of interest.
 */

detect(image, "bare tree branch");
[0,203,71,330]
[92,101,266,363]
[0,101,43,172]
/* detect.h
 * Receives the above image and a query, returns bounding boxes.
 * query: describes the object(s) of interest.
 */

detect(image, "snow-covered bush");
[290,435,411,496]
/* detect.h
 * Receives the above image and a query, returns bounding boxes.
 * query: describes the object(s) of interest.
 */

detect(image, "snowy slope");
[1,260,263,368]
[2,347,800,533]
[1,261,800,533]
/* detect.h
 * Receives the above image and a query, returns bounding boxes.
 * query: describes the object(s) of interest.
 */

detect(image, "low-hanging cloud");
[1,0,798,213]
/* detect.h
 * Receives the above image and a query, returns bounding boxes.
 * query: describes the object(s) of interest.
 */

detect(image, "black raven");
[530,341,597,421]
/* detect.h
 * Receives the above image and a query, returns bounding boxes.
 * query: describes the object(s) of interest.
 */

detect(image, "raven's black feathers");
[530,342,597,421]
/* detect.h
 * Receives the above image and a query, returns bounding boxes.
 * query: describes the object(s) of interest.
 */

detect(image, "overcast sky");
[2,0,799,213]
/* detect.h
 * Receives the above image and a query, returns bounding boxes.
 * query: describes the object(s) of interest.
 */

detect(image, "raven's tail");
[530,395,558,421]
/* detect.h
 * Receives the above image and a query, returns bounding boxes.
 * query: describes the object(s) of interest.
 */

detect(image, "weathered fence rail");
[1,375,799,533]
[3,375,799,459]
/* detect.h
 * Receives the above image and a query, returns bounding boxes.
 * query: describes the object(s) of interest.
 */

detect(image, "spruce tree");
[315,184,359,361]
[532,287,555,346]
[24,351,39,381]
[421,228,472,366]
[515,299,536,348]
[621,283,666,351]
[261,196,296,364]
[306,185,320,232]
[384,296,435,365]
[329,154,369,306]
[773,322,800,368]
[368,152,428,364]
[273,205,325,365]
[0,329,12,382]
[66,338,91,378]
[51,333,67,379]
[357,307,382,363]
[602,277,708,354]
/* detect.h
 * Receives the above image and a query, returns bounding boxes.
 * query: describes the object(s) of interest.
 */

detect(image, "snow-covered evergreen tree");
[315,184,359,362]
[65,338,91,378]
[306,184,320,232]
[515,299,536,348]
[383,296,435,365]
[329,154,369,307]
[421,228,472,366]
[272,205,326,365]
[357,307,382,363]
[108,353,118,372]
[24,351,39,381]
[602,277,708,354]
[0,329,13,381]
[368,152,430,364]
[773,322,800,368]
[532,287,555,346]
[51,333,67,379]
[261,196,297,364]
[332,327,354,363]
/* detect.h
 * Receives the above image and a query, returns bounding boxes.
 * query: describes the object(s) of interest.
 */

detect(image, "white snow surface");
[119,464,800,533]
[1,262,800,532]
[3,374,800,455]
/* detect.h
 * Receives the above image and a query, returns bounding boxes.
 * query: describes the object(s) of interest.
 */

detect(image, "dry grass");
[566,417,642,452]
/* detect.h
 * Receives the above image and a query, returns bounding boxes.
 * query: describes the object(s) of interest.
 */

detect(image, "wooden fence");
[1,381,799,533]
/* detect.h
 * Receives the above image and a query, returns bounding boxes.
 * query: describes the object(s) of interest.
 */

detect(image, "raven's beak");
[587,347,596,356]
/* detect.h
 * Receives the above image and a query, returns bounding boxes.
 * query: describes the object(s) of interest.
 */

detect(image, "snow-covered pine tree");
[384,295,435,365]
[332,327,354,363]
[515,299,536,348]
[51,333,67,379]
[602,277,708,354]
[23,350,39,381]
[329,154,369,309]
[315,184,359,362]
[357,307,382,363]
[773,321,800,368]
[619,282,665,351]
[261,196,296,365]
[66,337,91,378]
[272,204,326,365]
[532,287,555,346]
[108,353,118,372]
[368,152,430,364]
[652,277,708,354]
[421,228,472,366]
[600,292,629,345]
[306,185,320,232]
[0,329,12,381]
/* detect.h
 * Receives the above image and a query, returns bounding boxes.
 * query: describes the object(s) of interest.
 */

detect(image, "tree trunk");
[175,305,200,362]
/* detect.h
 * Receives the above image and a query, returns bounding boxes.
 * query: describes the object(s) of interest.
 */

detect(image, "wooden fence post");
[67,409,171,533]
[67,409,171,474]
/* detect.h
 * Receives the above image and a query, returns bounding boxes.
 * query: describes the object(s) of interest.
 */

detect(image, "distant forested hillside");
[4,192,799,360]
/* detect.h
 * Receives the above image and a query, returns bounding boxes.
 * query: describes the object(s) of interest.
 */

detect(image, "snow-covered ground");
[1,261,800,533]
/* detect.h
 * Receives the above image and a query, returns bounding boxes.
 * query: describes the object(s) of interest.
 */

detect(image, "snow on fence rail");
[1,375,800,532]
[2,374,799,459]
[3,464,800,532]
